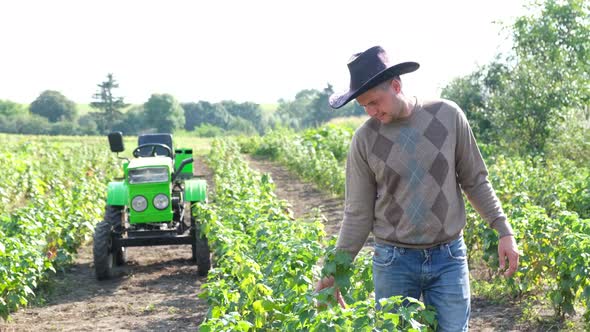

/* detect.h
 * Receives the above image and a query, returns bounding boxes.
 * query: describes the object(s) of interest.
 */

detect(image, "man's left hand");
[498,235,519,277]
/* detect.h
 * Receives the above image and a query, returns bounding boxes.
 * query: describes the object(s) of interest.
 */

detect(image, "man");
[315,46,519,331]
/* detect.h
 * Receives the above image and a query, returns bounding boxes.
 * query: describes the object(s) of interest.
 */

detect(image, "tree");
[29,90,77,123]
[220,100,265,133]
[276,89,320,130]
[143,94,185,133]
[91,73,128,133]
[274,84,367,130]
[307,84,365,127]
[440,0,589,155]
[491,0,589,154]
[441,70,493,143]
[306,84,335,127]
[77,114,100,135]
[118,105,148,134]
[16,114,51,135]
[0,99,27,117]
[183,101,231,131]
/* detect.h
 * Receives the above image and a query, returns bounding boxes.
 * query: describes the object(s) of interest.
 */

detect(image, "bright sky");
[0,0,529,105]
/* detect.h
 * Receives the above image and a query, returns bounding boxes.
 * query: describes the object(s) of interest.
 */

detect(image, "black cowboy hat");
[329,46,419,109]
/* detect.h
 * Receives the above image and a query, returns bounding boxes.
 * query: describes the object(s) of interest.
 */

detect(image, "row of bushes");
[240,124,590,324]
[0,137,117,319]
[197,139,437,331]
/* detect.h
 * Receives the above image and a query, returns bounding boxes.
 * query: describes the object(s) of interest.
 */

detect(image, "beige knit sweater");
[336,98,514,257]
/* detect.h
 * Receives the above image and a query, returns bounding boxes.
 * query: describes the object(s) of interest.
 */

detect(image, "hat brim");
[329,61,419,109]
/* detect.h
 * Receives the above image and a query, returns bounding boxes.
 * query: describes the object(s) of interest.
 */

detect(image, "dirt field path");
[245,155,345,237]
[0,157,215,332]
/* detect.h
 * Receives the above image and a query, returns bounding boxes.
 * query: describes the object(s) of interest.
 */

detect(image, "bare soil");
[0,157,215,332]
[244,155,345,236]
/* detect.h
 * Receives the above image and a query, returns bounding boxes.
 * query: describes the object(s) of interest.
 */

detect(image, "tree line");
[441,0,588,159]
[0,76,364,137]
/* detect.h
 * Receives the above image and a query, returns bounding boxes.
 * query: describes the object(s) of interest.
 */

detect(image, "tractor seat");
[137,133,174,157]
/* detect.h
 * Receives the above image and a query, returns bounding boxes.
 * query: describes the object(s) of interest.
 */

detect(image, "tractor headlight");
[153,194,169,210]
[131,195,148,212]
[128,167,168,184]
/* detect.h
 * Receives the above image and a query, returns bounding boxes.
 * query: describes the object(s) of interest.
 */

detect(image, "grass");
[0,133,212,157]
[174,136,213,156]
[326,115,369,129]
[0,133,105,146]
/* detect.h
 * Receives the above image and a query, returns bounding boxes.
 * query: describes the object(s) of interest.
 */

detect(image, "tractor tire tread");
[93,220,113,280]
[105,205,127,265]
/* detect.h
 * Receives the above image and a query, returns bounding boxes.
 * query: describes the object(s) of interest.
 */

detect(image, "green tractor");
[93,132,210,280]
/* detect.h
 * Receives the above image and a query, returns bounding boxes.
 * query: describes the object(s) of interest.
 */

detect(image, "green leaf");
[253,300,265,315]
[236,320,253,331]
[23,285,34,296]
[324,261,337,275]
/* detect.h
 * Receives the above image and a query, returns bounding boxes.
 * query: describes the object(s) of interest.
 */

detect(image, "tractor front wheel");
[93,221,114,280]
[105,206,127,266]
[192,221,211,277]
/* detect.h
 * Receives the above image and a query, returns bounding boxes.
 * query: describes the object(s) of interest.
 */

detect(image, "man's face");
[356,80,402,124]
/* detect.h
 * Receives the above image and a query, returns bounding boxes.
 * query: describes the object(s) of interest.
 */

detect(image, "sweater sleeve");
[336,132,376,259]
[455,108,514,237]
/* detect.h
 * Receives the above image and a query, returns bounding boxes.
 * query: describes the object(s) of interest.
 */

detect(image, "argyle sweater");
[336,98,514,257]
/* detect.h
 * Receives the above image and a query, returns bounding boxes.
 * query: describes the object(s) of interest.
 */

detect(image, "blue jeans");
[372,236,470,332]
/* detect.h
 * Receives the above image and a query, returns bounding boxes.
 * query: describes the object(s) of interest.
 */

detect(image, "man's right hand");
[315,276,347,308]
[315,276,335,292]
[498,235,519,277]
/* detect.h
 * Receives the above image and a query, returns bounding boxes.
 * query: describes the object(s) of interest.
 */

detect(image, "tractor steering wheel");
[132,143,173,158]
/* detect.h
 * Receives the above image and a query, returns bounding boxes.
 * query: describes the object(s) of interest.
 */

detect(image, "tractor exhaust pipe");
[172,157,193,182]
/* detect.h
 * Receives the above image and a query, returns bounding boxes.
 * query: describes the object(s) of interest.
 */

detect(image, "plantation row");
[239,126,352,196]
[196,139,437,331]
[240,126,590,219]
[0,135,118,319]
[239,126,590,323]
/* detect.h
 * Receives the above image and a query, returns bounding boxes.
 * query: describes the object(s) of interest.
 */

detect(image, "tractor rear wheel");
[105,205,127,265]
[93,220,114,280]
[192,220,211,277]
